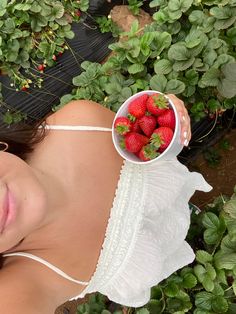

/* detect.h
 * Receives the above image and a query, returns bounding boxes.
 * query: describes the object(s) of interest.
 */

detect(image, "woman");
[0,95,211,313]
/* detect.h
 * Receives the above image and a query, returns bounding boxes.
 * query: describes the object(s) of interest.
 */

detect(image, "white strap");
[41,125,112,132]
[3,252,89,286]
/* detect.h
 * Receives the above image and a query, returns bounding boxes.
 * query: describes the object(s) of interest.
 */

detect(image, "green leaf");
[211,296,228,313]
[200,68,220,87]
[150,74,167,92]
[212,282,225,296]
[151,32,172,55]
[182,273,197,289]
[232,281,236,296]
[185,69,199,86]
[165,282,179,297]
[203,49,217,67]
[214,252,236,270]
[168,43,190,61]
[196,250,213,264]
[210,7,233,20]
[153,10,169,24]
[147,299,164,314]
[154,59,172,75]
[207,38,224,50]
[0,0,7,10]
[183,85,195,97]
[194,265,206,282]
[14,3,31,11]
[203,212,220,229]
[165,79,185,94]
[195,292,212,311]
[168,0,193,16]
[128,63,145,74]
[227,27,236,45]
[204,228,220,245]
[149,0,165,7]
[185,29,202,48]
[189,10,204,25]
[213,54,235,69]
[214,17,236,31]
[218,79,236,99]
[173,57,195,71]
[221,234,236,253]
[130,20,139,34]
[120,87,132,99]
[205,263,216,280]
[30,3,42,13]
[222,63,236,82]
[202,275,214,292]
[136,309,150,314]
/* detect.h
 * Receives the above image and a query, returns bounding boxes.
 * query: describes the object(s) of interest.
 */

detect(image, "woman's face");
[0,152,48,253]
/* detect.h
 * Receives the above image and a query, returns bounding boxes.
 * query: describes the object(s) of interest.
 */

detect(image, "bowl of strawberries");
[112,90,183,164]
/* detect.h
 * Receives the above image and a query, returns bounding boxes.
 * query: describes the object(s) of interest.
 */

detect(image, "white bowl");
[112,90,184,164]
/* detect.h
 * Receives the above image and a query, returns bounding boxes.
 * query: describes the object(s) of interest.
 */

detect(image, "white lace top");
[3,125,212,307]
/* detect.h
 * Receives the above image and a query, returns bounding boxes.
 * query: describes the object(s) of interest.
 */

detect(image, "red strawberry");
[151,127,174,151]
[75,10,81,17]
[131,119,141,133]
[128,94,148,118]
[124,132,149,153]
[138,144,159,161]
[157,109,175,130]
[114,117,132,135]
[38,64,45,71]
[138,115,157,137]
[21,86,28,91]
[147,94,169,116]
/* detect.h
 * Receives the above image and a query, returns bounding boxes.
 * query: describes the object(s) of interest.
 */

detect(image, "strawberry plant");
[0,0,89,90]
[63,0,236,122]
[77,186,236,314]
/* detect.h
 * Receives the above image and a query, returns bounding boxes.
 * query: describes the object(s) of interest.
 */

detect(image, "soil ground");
[55,129,236,313]
[190,128,236,207]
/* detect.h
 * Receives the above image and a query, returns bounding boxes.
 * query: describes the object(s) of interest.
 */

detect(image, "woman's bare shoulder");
[0,269,45,313]
[47,99,115,128]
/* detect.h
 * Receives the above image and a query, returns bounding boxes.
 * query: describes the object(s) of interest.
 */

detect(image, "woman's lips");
[0,187,16,233]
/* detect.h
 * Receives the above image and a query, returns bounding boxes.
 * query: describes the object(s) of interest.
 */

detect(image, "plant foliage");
[0,0,89,89]
[60,0,236,121]
[77,188,236,313]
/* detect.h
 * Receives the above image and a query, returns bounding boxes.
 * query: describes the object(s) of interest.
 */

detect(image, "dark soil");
[190,128,236,207]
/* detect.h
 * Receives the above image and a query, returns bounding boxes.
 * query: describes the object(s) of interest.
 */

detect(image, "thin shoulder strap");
[3,252,89,286]
[41,124,112,132]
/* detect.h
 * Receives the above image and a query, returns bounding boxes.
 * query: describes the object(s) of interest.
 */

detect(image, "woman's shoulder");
[0,264,47,313]
[46,99,115,128]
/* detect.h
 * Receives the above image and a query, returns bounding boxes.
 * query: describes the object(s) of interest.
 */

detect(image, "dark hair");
[0,119,47,160]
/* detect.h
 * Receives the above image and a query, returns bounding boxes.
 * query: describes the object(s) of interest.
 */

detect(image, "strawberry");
[157,109,175,130]
[114,117,132,135]
[146,94,169,116]
[138,144,159,161]
[52,55,57,61]
[75,10,81,17]
[138,115,157,137]
[38,64,45,71]
[151,127,174,151]
[21,86,28,91]
[124,132,149,153]
[131,119,141,133]
[128,94,148,118]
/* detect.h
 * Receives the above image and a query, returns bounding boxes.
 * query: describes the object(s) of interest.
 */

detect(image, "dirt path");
[190,128,236,207]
